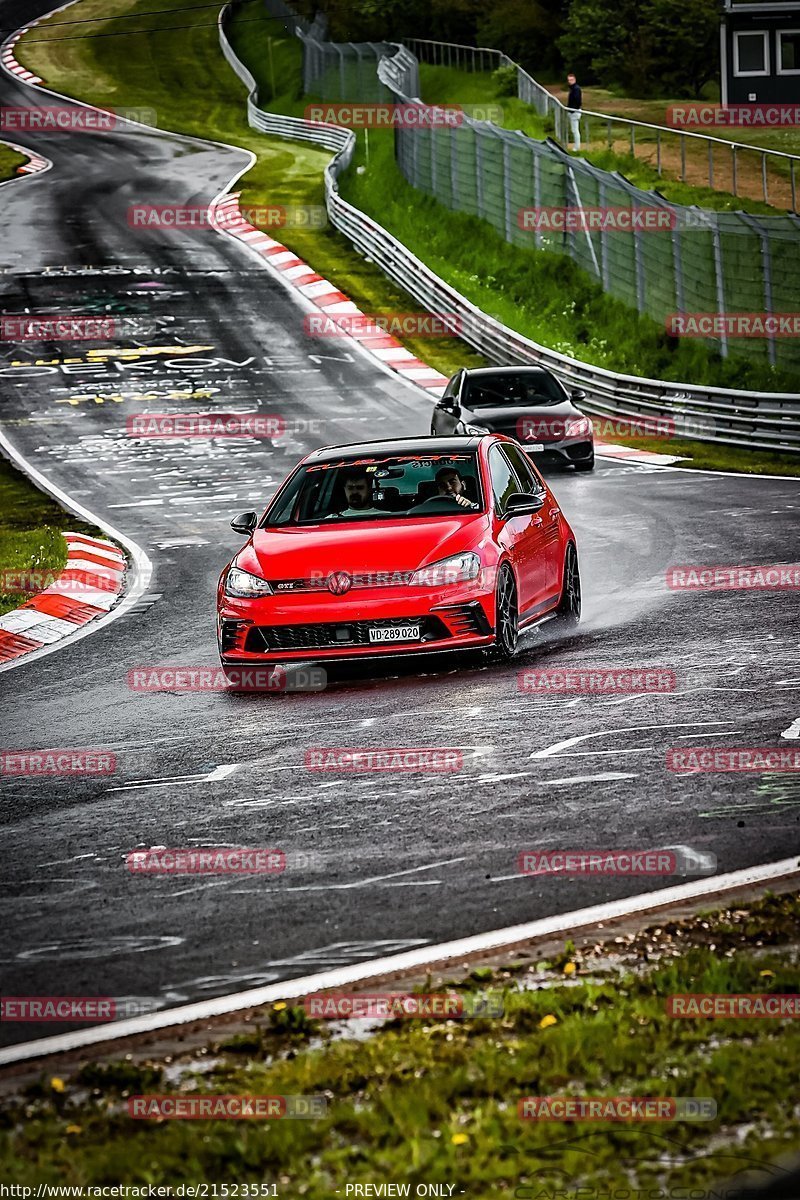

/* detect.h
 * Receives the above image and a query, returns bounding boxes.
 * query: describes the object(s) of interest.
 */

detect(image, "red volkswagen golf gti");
[217,436,580,676]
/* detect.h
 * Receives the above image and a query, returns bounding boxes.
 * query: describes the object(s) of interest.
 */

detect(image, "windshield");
[464,372,566,409]
[264,452,484,527]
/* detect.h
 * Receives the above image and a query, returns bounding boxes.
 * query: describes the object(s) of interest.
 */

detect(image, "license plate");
[526,443,544,452]
[369,624,421,644]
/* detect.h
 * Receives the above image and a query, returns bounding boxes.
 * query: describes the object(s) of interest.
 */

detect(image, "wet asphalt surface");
[0,0,799,1050]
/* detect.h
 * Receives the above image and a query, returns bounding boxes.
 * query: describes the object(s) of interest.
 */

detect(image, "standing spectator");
[566,72,582,152]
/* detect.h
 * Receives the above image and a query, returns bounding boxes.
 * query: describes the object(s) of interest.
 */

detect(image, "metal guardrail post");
[710,218,728,359]
[762,153,768,204]
[503,139,513,241]
[672,210,685,314]
[336,43,346,98]
[475,125,484,219]
[656,128,661,176]
[430,106,438,197]
[633,198,645,314]
[598,177,609,290]
[732,145,737,197]
[681,134,686,182]
[708,141,713,190]
[792,160,797,213]
[532,145,542,250]
[740,213,777,367]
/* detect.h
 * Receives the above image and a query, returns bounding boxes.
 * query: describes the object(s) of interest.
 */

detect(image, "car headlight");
[224,566,273,598]
[409,552,481,587]
[463,423,490,435]
[565,416,593,439]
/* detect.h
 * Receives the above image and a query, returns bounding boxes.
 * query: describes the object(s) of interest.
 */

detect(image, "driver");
[435,467,478,510]
[329,466,388,518]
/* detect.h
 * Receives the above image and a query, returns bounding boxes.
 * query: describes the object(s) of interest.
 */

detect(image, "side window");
[504,444,545,495]
[488,445,524,513]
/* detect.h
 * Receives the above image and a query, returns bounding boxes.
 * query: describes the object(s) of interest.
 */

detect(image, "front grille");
[245,616,451,652]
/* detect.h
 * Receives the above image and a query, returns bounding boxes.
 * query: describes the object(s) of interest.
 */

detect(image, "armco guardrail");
[218,4,800,454]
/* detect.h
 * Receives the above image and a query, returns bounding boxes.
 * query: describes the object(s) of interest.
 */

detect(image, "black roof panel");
[306,436,483,462]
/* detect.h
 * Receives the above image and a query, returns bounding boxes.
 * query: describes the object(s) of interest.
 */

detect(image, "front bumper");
[218,585,495,663]
[524,438,594,467]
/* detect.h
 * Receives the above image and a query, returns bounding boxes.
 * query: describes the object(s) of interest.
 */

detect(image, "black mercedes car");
[431,366,595,471]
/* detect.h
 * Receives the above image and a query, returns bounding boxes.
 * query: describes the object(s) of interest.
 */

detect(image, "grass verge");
[0,456,102,617]
[0,143,28,182]
[601,436,800,476]
[2,891,799,1192]
[15,0,800,474]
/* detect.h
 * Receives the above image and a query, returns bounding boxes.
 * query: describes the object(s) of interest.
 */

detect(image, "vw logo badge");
[327,571,352,595]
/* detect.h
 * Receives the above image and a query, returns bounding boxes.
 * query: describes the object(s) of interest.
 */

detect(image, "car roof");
[305,436,484,462]
[460,366,555,378]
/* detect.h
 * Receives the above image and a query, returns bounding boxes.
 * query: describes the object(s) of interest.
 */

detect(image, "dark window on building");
[779,30,800,73]
[734,30,768,75]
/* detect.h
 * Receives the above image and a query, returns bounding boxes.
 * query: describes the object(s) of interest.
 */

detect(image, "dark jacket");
[567,83,582,110]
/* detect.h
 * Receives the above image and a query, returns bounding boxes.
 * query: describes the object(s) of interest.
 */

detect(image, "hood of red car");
[237,514,487,580]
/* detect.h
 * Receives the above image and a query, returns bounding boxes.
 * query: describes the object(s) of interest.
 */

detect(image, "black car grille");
[245,616,451,652]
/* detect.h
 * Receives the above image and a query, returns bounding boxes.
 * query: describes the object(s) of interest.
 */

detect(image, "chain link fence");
[379,54,800,375]
[298,32,395,102]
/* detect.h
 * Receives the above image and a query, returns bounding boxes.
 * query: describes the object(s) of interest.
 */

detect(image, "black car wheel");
[493,564,520,660]
[574,453,595,472]
[553,544,581,629]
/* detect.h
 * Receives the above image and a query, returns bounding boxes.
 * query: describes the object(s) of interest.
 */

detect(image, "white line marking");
[781,718,800,740]
[530,721,730,759]
[106,765,238,792]
[543,772,639,784]
[2,854,798,1065]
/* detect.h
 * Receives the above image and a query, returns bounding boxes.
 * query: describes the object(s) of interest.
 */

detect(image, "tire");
[574,455,594,472]
[553,544,581,630]
[492,563,520,660]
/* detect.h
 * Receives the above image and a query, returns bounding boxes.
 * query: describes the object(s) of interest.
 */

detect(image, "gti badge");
[327,571,352,595]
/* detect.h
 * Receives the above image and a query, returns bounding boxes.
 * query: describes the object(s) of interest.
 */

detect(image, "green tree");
[558,0,718,96]
[643,0,720,96]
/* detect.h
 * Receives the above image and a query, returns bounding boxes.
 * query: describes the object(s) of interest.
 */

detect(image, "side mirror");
[505,492,545,516]
[230,511,257,535]
[570,388,587,403]
[440,399,460,415]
